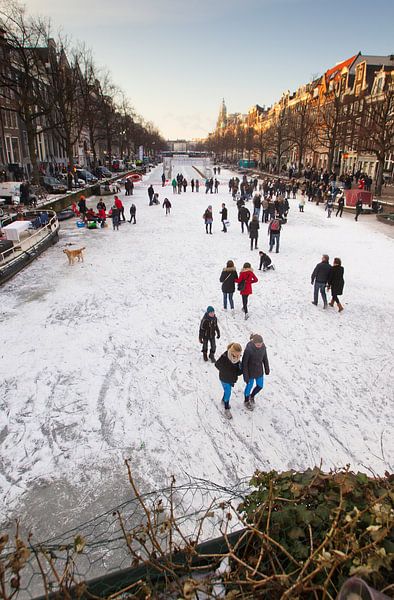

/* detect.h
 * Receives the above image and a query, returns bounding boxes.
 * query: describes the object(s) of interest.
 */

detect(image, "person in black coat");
[336,193,345,217]
[199,306,220,362]
[215,342,242,419]
[311,254,331,307]
[238,205,250,233]
[242,333,270,410]
[258,251,274,271]
[220,203,228,232]
[220,260,238,310]
[327,257,345,312]
[355,198,363,221]
[129,203,136,223]
[249,215,259,250]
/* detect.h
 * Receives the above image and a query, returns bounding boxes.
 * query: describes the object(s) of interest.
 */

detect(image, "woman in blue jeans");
[215,342,242,419]
[242,333,270,411]
[219,260,238,310]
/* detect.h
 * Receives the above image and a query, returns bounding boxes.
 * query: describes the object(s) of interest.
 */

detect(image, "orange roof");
[325,54,358,78]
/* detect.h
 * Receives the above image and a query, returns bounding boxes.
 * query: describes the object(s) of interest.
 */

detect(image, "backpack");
[270,219,280,232]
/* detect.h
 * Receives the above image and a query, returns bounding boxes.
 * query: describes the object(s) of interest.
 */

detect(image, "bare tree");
[0,2,51,183]
[253,125,270,171]
[287,100,315,174]
[40,36,95,184]
[357,83,394,196]
[266,108,291,174]
[313,90,347,173]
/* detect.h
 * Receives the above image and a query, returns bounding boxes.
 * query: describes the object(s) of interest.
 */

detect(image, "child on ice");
[215,343,242,420]
[199,306,220,362]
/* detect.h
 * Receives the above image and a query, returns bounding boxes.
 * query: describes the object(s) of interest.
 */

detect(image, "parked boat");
[0,209,59,285]
[57,209,75,221]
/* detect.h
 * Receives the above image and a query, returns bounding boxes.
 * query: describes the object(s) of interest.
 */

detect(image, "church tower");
[216,98,227,129]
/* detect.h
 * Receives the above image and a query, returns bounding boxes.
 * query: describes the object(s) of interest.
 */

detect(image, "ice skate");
[244,313,249,320]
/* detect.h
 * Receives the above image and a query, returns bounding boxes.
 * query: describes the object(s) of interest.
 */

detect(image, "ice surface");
[0,163,393,535]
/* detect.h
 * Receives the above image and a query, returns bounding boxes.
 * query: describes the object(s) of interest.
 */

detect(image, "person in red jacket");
[235,262,258,320]
[114,195,125,221]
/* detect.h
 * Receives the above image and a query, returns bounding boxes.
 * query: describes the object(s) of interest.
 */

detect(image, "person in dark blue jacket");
[215,342,242,419]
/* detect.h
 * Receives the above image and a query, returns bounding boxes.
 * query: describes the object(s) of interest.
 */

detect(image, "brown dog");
[63,247,85,265]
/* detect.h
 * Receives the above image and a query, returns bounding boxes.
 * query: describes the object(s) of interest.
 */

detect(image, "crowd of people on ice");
[71,164,350,421]
[194,168,347,419]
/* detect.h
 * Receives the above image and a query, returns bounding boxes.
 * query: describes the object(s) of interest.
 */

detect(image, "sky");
[26,0,394,140]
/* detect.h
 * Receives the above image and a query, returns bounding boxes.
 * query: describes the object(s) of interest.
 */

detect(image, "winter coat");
[249,219,259,239]
[238,206,250,222]
[130,204,136,215]
[220,267,238,293]
[220,207,228,221]
[311,261,331,284]
[242,340,270,382]
[235,268,258,296]
[259,253,271,268]
[199,313,220,341]
[203,209,213,224]
[327,265,345,296]
[215,351,242,385]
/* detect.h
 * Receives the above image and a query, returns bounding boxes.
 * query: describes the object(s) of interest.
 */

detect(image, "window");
[5,136,12,163]
[11,137,20,163]
[3,110,17,129]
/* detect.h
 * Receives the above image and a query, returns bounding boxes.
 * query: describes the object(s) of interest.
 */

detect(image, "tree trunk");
[25,117,40,185]
[374,156,385,196]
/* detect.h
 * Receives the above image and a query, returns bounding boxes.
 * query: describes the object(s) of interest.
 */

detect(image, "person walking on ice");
[219,259,238,310]
[268,217,281,253]
[163,198,171,215]
[311,254,331,308]
[242,333,270,411]
[215,342,243,419]
[203,205,213,234]
[235,262,258,320]
[129,203,136,224]
[220,203,228,232]
[327,257,345,312]
[199,306,220,362]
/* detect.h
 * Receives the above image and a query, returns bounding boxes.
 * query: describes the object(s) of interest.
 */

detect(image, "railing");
[0,211,58,266]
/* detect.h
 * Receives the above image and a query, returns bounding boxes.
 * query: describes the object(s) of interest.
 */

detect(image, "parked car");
[0,181,38,205]
[40,176,68,194]
[76,169,98,184]
[95,166,112,179]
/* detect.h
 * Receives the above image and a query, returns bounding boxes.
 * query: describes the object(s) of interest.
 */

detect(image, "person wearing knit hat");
[214,343,243,420]
[198,306,220,362]
[242,333,270,411]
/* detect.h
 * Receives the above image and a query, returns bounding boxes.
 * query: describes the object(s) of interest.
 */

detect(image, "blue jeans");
[221,381,232,408]
[244,376,264,398]
[223,292,234,309]
[269,233,280,252]
[314,282,327,305]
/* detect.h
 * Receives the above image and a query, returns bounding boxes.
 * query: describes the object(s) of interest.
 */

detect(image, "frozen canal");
[1,163,393,537]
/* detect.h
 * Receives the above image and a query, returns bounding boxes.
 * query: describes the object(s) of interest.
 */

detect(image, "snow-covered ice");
[0,163,393,535]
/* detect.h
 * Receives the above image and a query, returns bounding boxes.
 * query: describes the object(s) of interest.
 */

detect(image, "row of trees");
[206,82,393,195]
[0,1,166,184]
